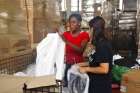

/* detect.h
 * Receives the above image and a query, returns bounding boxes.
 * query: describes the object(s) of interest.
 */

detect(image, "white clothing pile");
[35,33,65,80]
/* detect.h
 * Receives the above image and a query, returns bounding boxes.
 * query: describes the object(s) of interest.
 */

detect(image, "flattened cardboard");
[0,75,32,93]
[121,70,140,93]
[25,75,56,89]
[0,75,56,93]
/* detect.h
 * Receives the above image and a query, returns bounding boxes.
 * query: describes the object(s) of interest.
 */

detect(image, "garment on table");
[63,31,90,64]
[67,65,89,93]
[88,39,113,93]
[35,33,65,80]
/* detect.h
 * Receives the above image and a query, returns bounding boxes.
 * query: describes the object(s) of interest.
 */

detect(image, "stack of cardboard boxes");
[0,0,33,55]
[121,70,140,93]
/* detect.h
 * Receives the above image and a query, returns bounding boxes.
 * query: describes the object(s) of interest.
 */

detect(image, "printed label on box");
[120,85,127,93]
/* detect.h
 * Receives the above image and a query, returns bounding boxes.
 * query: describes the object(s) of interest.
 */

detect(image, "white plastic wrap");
[35,33,65,80]
[67,65,89,93]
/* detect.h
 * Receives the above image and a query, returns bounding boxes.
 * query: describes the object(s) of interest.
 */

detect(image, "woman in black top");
[78,16,112,93]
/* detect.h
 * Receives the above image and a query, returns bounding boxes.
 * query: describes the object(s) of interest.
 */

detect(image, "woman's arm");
[77,62,89,67]
[66,39,88,53]
[80,63,109,74]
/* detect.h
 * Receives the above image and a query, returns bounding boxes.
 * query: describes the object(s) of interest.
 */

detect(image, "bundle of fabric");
[67,65,89,93]
[35,33,65,80]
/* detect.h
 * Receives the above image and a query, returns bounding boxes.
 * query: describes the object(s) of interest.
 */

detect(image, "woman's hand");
[81,63,109,74]
[59,34,67,43]
[56,29,67,43]
[77,62,89,67]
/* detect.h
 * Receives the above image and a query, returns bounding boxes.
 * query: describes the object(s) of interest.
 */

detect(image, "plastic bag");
[68,65,89,93]
[35,33,65,80]
[112,65,130,83]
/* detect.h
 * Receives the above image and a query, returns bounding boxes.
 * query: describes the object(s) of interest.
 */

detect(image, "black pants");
[63,64,72,87]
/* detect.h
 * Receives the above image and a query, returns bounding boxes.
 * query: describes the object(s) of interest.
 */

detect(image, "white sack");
[35,33,65,80]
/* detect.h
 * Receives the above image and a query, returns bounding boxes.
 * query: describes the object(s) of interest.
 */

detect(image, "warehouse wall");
[0,0,62,54]
[0,0,33,54]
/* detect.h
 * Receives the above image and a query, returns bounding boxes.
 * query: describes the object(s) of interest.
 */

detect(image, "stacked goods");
[121,70,140,93]
[0,0,31,54]
[33,0,62,43]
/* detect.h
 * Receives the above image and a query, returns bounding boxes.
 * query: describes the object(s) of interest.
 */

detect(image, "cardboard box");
[120,70,140,93]
[0,34,30,54]
[0,75,56,93]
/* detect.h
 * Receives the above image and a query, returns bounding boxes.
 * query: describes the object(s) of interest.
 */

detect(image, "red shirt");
[63,31,90,64]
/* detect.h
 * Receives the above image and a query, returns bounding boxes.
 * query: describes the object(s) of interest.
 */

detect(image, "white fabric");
[35,33,65,80]
[136,58,140,64]
[25,63,36,76]
[113,54,124,63]
[67,65,89,93]
[14,72,27,76]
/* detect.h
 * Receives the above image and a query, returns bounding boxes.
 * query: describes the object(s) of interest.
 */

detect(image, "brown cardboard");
[120,70,140,93]
[0,34,30,54]
[0,75,32,93]
[33,0,61,43]
[26,75,56,89]
[0,75,56,93]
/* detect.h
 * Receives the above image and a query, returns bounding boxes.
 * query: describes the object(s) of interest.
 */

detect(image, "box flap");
[0,75,33,93]
[123,70,140,83]
[0,75,56,93]
[26,75,56,89]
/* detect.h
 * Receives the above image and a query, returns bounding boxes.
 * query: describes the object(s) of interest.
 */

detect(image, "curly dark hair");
[69,13,82,22]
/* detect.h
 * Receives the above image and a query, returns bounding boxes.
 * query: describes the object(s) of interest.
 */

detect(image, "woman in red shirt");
[60,13,90,86]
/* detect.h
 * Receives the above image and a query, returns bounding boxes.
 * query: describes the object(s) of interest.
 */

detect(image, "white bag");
[67,65,89,93]
[35,33,65,80]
